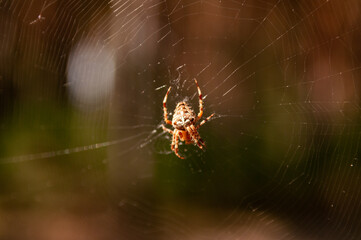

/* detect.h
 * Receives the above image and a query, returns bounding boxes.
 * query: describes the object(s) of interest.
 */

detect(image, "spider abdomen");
[172,101,196,130]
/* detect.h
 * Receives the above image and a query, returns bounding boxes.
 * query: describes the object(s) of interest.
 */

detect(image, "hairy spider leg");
[171,130,176,151]
[194,78,203,121]
[171,130,184,159]
[163,87,172,125]
[198,113,215,128]
[191,125,206,148]
[186,126,205,150]
[162,125,173,135]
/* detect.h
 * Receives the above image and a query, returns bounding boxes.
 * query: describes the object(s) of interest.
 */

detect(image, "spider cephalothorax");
[162,79,214,159]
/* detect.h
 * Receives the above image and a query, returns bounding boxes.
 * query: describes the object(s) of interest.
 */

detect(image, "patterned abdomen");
[172,101,196,130]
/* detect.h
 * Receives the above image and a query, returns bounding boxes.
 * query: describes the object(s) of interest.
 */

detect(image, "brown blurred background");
[1,0,361,239]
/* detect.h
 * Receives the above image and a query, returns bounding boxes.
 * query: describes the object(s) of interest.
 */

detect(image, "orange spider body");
[162,79,214,159]
[172,101,196,144]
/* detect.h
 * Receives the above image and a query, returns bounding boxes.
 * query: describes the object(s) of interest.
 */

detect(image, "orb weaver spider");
[162,79,214,159]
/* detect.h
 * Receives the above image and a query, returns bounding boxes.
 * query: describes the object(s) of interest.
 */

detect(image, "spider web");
[1,0,361,239]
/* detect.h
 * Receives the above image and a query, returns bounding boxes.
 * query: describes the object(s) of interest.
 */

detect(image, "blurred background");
[1,0,361,239]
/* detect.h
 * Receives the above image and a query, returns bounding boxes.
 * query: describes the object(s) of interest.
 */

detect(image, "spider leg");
[197,113,215,128]
[163,87,172,125]
[187,126,205,150]
[194,78,203,121]
[191,125,206,148]
[162,125,173,135]
[171,130,184,159]
[171,130,176,153]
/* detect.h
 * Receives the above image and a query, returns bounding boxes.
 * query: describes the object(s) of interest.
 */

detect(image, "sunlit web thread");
[0,131,149,164]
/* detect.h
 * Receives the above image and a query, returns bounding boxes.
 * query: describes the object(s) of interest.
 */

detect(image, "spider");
[162,79,214,159]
